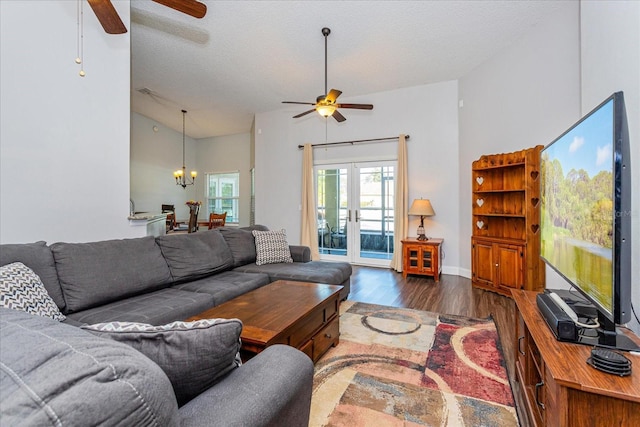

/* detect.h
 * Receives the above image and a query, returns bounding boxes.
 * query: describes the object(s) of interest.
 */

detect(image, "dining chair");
[208,212,227,229]
[188,205,200,233]
[162,204,176,231]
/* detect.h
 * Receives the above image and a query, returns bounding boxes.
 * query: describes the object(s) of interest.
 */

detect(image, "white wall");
[0,0,133,244]
[458,2,581,277]
[195,132,253,226]
[130,113,198,221]
[131,113,252,224]
[580,0,640,333]
[254,81,461,273]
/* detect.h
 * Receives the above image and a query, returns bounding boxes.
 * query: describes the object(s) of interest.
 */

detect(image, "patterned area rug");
[310,301,519,426]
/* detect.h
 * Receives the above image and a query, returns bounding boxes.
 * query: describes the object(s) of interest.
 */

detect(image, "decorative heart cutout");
[476,176,484,186]
[531,224,540,233]
[476,220,485,229]
[531,197,540,208]
[476,198,484,207]
[530,171,539,180]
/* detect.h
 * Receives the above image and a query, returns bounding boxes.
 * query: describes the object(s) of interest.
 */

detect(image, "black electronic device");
[544,289,598,318]
[587,348,632,376]
[537,293,578,341]
[540,91,639,352]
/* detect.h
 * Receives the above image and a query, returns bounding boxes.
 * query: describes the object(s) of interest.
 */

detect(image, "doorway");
[315,161,395,267]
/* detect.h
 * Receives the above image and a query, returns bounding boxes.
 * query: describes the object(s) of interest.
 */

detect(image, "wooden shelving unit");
[471,146,545,296]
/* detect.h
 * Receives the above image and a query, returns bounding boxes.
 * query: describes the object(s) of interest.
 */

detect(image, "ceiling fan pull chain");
[76,0,85,77]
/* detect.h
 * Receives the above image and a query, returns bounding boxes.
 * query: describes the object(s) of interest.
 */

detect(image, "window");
[206,172,239,223]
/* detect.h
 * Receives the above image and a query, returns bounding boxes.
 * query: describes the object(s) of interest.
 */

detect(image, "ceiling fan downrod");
[322,27,330,97]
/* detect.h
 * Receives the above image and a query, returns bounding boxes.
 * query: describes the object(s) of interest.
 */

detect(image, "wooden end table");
[401,237,443,281]
[187,280,343,363]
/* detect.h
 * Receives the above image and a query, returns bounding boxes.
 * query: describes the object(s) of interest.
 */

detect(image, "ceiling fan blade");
[282,101,316,105]
[336,103,374,110]
[325,89,342,104]
[151,0,207,18]
[332,110,346,122]
[87,0,127,34]
[293,109,317,119]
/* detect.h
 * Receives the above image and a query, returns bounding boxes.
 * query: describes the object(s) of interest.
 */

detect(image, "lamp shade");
[408,199,435,217]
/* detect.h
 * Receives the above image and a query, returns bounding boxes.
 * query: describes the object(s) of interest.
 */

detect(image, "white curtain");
[391,134,408,271]
[300,144,320,260]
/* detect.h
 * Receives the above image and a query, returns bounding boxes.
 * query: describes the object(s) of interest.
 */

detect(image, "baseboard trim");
[441,266,471,279]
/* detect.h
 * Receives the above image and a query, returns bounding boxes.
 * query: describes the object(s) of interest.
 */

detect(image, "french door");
[315,161,395,267]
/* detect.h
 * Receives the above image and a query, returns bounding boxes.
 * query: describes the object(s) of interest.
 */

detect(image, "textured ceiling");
[129,0,568,139]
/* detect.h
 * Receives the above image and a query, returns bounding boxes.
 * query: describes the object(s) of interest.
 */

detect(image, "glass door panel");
[316,166,349,259]
[355,163,395,266]
[315,161,395,266]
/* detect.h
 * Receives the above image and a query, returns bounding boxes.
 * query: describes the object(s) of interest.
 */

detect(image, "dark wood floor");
[346,266,527,425]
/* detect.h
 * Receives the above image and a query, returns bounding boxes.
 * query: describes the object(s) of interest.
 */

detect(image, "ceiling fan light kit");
[282,27,373,123]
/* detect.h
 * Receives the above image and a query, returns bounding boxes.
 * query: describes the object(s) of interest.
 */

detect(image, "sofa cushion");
[0,241,66,310]
[82,318,243,407]
[51,236,173,313]
[0,307,179,426]
[234,261,352,286]
[252,229,293,266]
[172,271,271,305]
[217,227,258,267]
[156,231,234,283]
[65,287,215,325]
[0,262,66,321]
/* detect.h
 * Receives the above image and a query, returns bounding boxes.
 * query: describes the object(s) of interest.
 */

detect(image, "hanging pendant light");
[174,109,197,188]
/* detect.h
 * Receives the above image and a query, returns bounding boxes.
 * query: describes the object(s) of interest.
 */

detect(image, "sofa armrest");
[289,245,311,262]
[178,345,313,427]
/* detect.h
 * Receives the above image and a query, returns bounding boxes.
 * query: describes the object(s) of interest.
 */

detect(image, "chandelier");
[174,109,197,188]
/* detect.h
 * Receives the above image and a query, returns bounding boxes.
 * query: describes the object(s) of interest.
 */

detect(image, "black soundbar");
[536,293,577,342]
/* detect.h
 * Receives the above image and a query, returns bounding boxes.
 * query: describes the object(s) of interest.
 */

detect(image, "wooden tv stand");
[512,290,640,426]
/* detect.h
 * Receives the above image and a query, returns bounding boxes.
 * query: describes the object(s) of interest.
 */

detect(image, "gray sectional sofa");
[0,225,352,426]
[0,225,351,326]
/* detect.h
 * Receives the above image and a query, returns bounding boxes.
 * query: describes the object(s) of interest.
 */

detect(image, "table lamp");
[408,198,435,241]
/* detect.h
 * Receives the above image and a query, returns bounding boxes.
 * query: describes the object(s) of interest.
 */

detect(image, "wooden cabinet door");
[472,239,495,287]
[404,244,420,274]
[420,246,434,274]
[495,244,524,291]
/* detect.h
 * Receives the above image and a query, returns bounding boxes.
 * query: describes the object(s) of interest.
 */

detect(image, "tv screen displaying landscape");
[540,99,614,314]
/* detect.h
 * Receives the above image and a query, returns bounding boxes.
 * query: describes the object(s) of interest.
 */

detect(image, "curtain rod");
[298,134,410,149]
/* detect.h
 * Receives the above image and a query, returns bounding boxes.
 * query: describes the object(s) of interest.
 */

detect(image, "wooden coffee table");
[187,280,343,363]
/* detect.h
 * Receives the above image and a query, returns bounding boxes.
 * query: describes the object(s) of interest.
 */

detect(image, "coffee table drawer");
[312,317,339,361]
[290,297,339,347]
[299,338,314,360]
[290,309,324,347]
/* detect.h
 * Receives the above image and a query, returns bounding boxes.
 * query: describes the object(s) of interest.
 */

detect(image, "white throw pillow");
[252,229,293,265]
[0,262,66,321]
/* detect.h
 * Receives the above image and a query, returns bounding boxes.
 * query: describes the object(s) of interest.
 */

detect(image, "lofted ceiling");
[129,0,568,139]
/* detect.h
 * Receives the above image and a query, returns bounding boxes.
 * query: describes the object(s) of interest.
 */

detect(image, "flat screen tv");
[540,91,637,351]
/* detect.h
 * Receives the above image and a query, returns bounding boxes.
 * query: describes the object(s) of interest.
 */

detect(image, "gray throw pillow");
[0,262,66,321]
[252,229,293,266]
[217,227,258,267]
[82,318,243,406]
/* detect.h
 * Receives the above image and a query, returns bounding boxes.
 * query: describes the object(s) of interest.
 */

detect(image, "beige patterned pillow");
[252,229,293,265]
[0,262,65,321]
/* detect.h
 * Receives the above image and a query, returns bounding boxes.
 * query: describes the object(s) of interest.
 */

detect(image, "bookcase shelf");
[471,146,545,296]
